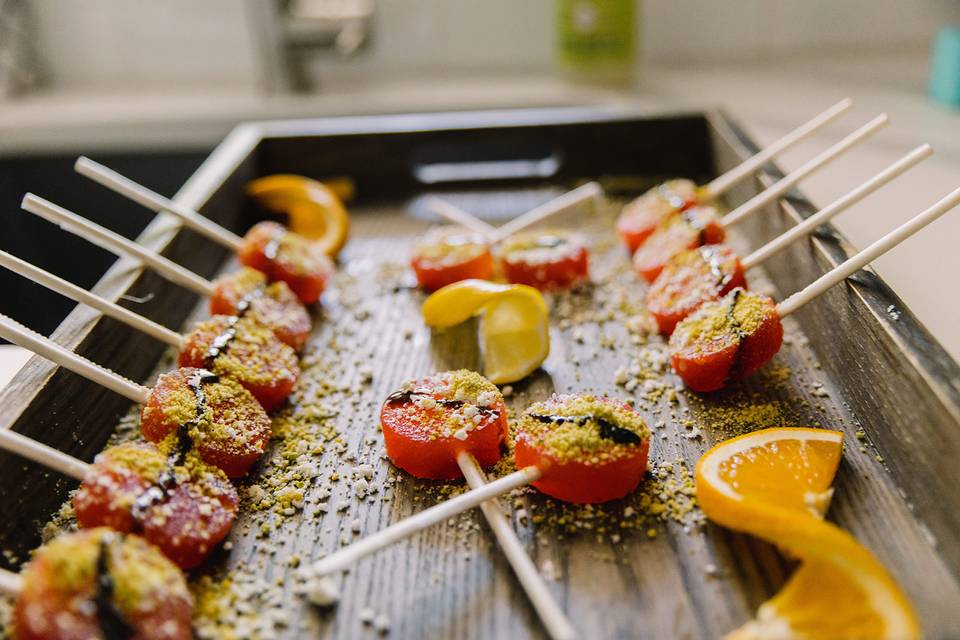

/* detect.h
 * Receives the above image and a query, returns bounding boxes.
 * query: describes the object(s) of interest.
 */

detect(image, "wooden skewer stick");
[0,568,21,596]
[701,98,853,200]
[455,453,577,640]
[741,144,932,270]
[0,427,89,481]
[489,182,602,244]
[720,113,889,227]
[424,197,497,236]
[75,156,244,252]
[0,313,150,404]
[20,194,216,298]
[311,465,542,576]
[0,250,184,349]
[776,184,960,318]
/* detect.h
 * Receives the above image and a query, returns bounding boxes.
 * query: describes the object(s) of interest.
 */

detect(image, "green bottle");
[556,0,637,85]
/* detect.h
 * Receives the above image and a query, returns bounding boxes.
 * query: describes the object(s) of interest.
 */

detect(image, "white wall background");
[26,0,960,93]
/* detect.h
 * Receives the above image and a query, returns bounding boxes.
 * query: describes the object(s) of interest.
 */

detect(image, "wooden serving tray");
[1,108,958,639]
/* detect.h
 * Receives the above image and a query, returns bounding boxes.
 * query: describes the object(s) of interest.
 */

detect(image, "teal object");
[930,27,960,108]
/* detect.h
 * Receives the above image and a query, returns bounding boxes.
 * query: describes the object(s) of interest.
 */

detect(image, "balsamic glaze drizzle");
[528,413,643,445]
[94,535,134,640]
[384,389,500,418]
[131,370,219,521]
[203,292,256,367]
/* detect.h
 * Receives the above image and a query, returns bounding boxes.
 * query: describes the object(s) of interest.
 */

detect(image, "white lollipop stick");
[20,194,216,298]
[742,144,932,270]
[490,182,602,243]
[0,568,21,596]
[720,114,888,227]
[776,184,960,317]
[0,313,150,404]
[701,98,853,199]
[424,198,497,236]
[75,156,244,251]
[455,452,576,640]
[0,251,184,349]
[0,428,89,481]
[311,465,541,576]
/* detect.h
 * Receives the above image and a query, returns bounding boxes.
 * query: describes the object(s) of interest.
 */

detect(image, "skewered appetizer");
[646,244,746,335]
[210,267,312,352]
[616,179,700,253]
[178,316,300,412]
[668,288,783,393]
[381,370,507,480]
[12,528,193,640]
[238,220,336,305]
[411,227,494,291]
[514,394,650,503]
[74,441,238,569]
[632,206,726,282]
[141,368,272,477]
[499,230,589,291]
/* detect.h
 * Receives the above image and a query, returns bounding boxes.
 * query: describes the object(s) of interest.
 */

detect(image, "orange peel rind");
[696,428,920,640]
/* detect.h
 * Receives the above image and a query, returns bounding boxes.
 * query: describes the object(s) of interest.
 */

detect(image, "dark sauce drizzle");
[528,413,643,445]
[131,370,219,521]
[94,535,134,640]
[203,293,256,368]
[384,388,501,418]
[724,288,751,377]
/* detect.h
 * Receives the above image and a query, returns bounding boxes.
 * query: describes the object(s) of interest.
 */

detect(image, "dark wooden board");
[1,109,959,639]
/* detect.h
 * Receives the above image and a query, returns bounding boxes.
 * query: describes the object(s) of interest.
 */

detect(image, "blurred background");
[1,0,959,376]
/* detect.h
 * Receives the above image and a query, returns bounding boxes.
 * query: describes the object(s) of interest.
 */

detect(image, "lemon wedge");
[696,428,920,640]
[422,279,549,384]
[247,174,351,257]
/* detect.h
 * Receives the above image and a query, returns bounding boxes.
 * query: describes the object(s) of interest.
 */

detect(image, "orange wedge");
[247,175,351,257]
[697,428,920,640]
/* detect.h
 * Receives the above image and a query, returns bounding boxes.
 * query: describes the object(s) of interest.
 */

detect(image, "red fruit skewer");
[646,144,932,334]
[616,98,853,253]
[4,529,194,640]
[75,157,334,305]
[632,113,888,281]
[0,242,300,413]
[0,428,237,569]
[0,315,271,478]
[19,194,311,352]
[669,184,960,392]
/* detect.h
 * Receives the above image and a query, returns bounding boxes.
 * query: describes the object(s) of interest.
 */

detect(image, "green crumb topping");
[97,442,166,484]
[670,288,773,352]
[392,370,503,440]
[26,529,188,616]
[517,394,649,464]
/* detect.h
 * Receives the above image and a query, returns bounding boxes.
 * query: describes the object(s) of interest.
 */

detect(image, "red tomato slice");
[380,371,507,480]
[210,267,312,352]
[73,442,238,569]
[633,206,726,282]
[238,221,334,305]
[513,395,650,504]
[669,288,784,392]
[140,368,272,477]
[411,227,494,291]
[499,231,589,290]
[646,244,747,335]
[14,529,193,640]
[616,179,699,254]
[178,316,300,412]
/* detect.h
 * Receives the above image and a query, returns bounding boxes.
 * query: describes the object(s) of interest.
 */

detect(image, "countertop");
[0,49,957,382]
